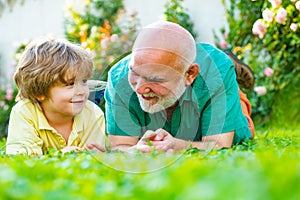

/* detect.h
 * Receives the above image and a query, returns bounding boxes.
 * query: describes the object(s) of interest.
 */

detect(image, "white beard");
[133,79,186,113]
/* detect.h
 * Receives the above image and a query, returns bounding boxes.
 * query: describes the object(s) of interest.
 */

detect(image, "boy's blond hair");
[14,37,93,106]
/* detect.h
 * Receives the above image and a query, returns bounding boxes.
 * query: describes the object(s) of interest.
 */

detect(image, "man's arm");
[135,129,234,153]
[190,132,234,150]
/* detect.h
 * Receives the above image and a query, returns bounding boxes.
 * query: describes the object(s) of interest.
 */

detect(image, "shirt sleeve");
[6,106,43,156]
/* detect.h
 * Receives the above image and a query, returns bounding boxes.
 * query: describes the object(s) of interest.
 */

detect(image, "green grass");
[0,128,299,200]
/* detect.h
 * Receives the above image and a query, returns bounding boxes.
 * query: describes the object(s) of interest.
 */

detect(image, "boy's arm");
[108,135,139,151]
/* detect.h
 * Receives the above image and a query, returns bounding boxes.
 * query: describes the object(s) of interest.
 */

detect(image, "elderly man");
[104,21,254,153]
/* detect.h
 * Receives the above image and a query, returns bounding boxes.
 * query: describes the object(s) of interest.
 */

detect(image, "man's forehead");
[129,60,185,78]
[132,25,196,64]
[130,49,187,74]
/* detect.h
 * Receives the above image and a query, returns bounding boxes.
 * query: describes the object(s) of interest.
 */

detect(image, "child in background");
[6,37,106,156]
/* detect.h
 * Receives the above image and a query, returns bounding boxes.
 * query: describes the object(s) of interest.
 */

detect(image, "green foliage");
[64,0,140,80]
[163,0,197,39]
[0,40,27,139]
[215,0,300,125]
[0,128,300,199]
[0,84,17,139]
[268,78,300,129]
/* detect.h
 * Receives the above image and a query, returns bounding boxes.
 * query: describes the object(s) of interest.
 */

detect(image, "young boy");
[6,37,106,156]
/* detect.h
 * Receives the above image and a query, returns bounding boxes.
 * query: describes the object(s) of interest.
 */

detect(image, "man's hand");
[136,129,234,152]
[136,128,189,153]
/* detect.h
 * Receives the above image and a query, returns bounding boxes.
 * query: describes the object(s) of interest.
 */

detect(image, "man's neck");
[165,101,179,121]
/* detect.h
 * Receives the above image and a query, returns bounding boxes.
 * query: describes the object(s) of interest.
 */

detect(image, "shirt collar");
[36,106,83,133]
[179,85,199,105]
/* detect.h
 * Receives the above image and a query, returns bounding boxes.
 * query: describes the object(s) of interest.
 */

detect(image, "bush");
[0,84,17,138]
[64,0,140,80]
[163,0,197,39]
[215,0,300,124]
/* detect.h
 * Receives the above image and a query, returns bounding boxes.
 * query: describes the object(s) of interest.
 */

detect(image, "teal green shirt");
[105,43,252,144]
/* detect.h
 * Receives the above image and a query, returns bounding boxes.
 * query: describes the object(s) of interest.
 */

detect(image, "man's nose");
[135,78,151,94]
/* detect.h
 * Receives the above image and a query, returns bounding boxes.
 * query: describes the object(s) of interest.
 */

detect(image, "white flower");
[254,86,267,96]
[268,0,282,8]
[263,9,274,22]
[252,19,267,39]
[296,1,300,10]
[290,23,298,32]
[275,8,287,24]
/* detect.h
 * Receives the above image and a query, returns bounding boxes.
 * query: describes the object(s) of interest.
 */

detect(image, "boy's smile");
[39,79,89,119]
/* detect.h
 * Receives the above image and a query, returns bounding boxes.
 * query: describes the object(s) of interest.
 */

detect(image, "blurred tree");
[163,0,198,39]
[64,0,140,80]
[215,0,300,124]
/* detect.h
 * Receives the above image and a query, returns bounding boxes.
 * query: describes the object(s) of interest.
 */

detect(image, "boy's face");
[39,78,90,118]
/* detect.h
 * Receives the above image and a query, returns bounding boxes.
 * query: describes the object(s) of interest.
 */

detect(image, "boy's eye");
[66,82,75,86]
[82,79,88,84]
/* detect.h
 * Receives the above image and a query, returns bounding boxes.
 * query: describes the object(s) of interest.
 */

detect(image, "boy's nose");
[74,83,87,95]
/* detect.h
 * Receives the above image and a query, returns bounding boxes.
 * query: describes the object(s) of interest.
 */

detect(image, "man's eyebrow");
[129,66,165,82]
[146,76,165,82]
[129,66,135,72]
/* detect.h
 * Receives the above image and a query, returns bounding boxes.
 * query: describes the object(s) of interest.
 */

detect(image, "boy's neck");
[44,112,74,143]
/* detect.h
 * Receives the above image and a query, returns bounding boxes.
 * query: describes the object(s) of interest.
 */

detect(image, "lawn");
[0,127,299,200]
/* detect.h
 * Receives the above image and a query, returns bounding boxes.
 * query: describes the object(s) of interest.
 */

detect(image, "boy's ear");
[37,96,45,101]
[185,63,200,85]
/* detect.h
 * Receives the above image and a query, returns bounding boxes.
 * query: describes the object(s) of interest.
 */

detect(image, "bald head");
[132,21,196,65]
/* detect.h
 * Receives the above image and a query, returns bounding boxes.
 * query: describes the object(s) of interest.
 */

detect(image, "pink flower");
[275,8,287,24]
[268,0,282,8]
[3,105,9,111]
[264,67,274,76]
[110,34,118,42]
[100,37,109,49]
[296,1,300,10]
[262,9,274,23]
[254,86,267,96]
[252,19,267,39]
[219,41,228,48]
[223,33,228,39]
[5,84,13,101]
[290,23,298,31]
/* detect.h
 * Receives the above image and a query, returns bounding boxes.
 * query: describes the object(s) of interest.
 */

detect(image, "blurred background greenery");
[0,0,300,136]
[0,1,300,199]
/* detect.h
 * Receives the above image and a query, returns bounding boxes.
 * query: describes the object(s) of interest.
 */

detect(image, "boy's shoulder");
[12,99,38,112]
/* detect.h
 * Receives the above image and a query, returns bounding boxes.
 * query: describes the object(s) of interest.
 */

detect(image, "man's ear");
[185,63,200,85]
